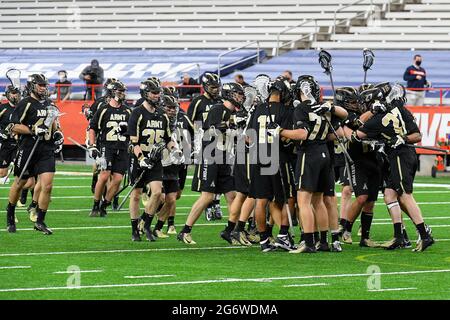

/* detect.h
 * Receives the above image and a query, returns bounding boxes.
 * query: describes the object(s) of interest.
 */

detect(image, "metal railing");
[275,19,319,56]
[217,41,260,78]
[332,0,375,39]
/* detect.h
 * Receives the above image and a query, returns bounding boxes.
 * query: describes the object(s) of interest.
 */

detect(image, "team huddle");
[0,64,435,253]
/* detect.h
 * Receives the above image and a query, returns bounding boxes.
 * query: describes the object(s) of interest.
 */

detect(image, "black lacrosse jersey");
[0,102,17,144]
[128,104,172,156]
[202,102,233,150]
[292,101,336,150]
[11,96,59,148]
[187,94,221,126]
[359,106,418,154]
[90,95,108,117]
[90,103,131,150]
[344,111,377,160]
[248,101,293,163]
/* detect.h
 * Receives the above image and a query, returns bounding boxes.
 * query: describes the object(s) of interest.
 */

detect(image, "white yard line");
[0,269,447,293]
[0,246,247,258]
[368,287,417,292]
[0,266,31,270]
[53,270,103,274]
[124,275,175,279]
[283,283,328,288]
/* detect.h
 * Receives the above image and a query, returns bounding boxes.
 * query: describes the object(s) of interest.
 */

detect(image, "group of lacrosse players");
[1,49,435,253]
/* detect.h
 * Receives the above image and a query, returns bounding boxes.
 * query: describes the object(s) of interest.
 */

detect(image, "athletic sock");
[300,230,305,242]
[147,213,155,226]
[20,189,28,203]
[340,218,348,227]
[236,220,246,232]
[313,231,319,243]
[29,200,38,209]
[415,222,428,240]
[304,233,314,248]
[279,225,289,236]
[267,224,273,237]
[6,202,16,224]
[360,211,373,240]
[131,219,139,232]
[140,212,147,220]
[181,224,192,234]
[30,188,34,198]
[260,231,269,243]
[320,231,328,244]
[247,217,254,230]
[394,222,403,239]
[225,220,236,232]
[36,208,47,223]
[167,216,175,227]
[154,219,164,231]
[101,200,111,210]
[331,230,340,242]
[93,200,100,210]
[345,220,354,233]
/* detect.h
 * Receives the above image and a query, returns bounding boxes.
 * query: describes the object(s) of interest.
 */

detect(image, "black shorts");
[130,155,163,189]
[0,141,17,168]
[334,165,350,186]
[14,140,55,179]
[296,145,332,193]
[386,148,417,195]
[249,162,295,204]
[234,162,250,195]
[102,147,128,175]
[353,156,382,202]
[178,165,188,190]
[163,179,180,194]
[192,162,234,194]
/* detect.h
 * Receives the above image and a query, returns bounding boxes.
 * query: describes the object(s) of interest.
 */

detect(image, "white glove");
[390,135,405,149]
[95,156,107,171]
[138,155,153,169]
[311,101,333,115]
[34,124,48,137]
[88,145,100,159]
[170,149,184,165]
[370,101,387,115]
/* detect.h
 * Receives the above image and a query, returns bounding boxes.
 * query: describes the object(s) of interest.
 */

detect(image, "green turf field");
[0,164,449,300]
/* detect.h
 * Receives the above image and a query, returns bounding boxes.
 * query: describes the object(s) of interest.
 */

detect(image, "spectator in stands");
[79,59,104,100]
[53,70,72,101]
[282,70,293,83]
[234,74,249,86]
[403,54,431,106]
[178,73,200,99]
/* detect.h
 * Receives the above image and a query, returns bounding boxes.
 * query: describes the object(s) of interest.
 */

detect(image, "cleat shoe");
[89,209,99,217]
[357,225,362,237]
[338,224,345,236]
[342,231,353,244]
[153,229,169,239]
[235,230,252,247]
[112,196,119,211]
[131,231,141,242]
[402,227,411,248]
[17,200,25,207]
[99,207,107,217]
[220,230,239,245]
[275,234,296,251]
[359,238,380,248]
[331,240,343,252]
[204,206,214,221]
[214,204,223,220]
[143,227,156,242]
[268,236,276,246]
[315,242,331,252]
[167,225,177,235]
[413,236,434,252]
[381,237,404,250]
[247,229,260,244]
[7,223,16,233]
[289,241,316,254]
[28,206,37,223]
[34,222,53,235]
[14,215,19,224]
[260,239,277,252]
[177,232,196,245]
[416,224,433,245]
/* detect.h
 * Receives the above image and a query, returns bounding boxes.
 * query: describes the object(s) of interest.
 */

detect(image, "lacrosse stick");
[362,48,375,84]
[6,68,21,90]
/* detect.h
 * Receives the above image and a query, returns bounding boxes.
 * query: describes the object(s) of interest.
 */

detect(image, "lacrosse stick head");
[295,75,321,104]
[44,103,60,128]
[253,74,271,101]
[6,68,21,90]
[243,85,257,112]
[318,50,333,75]
[386,82,407,109]
[363,48,375,72]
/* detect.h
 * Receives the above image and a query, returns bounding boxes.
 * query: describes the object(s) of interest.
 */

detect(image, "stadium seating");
[0,0,386,50]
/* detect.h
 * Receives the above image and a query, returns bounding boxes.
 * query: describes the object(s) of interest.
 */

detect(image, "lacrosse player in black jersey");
[178,83,242,245]
[82,78,117,194]
[0,85,21,179]
[245,78,297,252]
[352,83,434,252]
[274,75,347,253]
[6,74,63,234]
[128,79,179,242]
[188,72,224,221]
[88,81,131,218]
